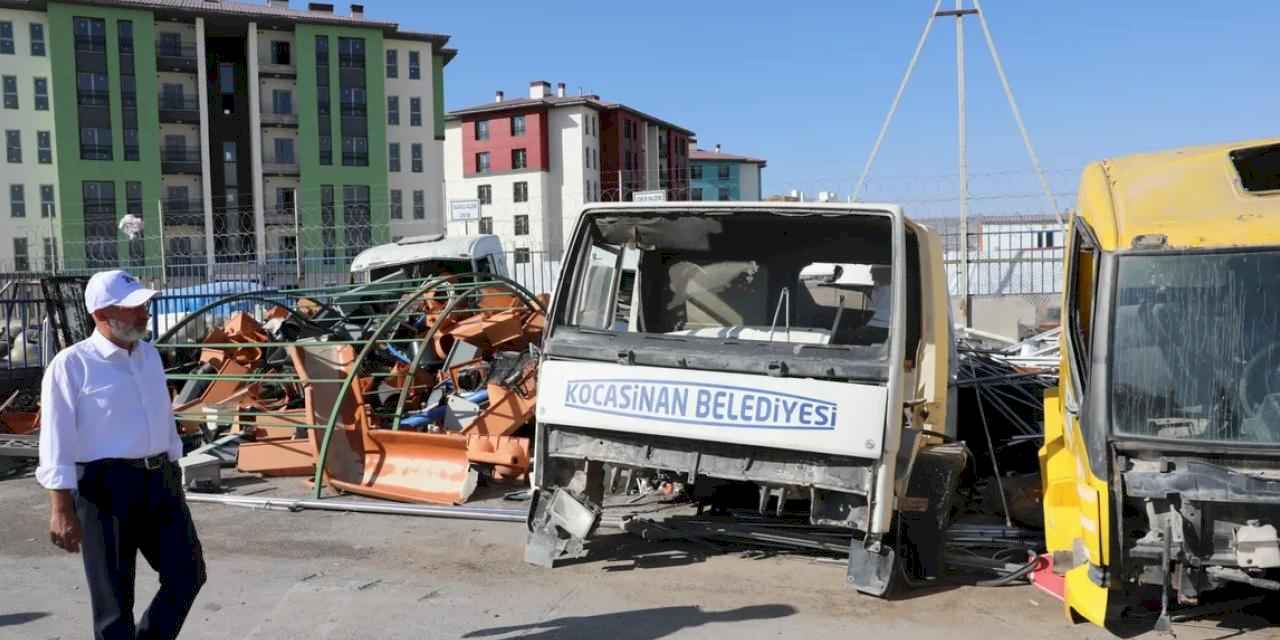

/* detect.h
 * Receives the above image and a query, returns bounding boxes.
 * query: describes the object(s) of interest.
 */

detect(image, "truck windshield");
[564,210,904,355]
[1112,250,1280,443]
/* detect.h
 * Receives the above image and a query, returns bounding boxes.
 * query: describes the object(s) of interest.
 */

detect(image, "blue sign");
[563,379,838,430]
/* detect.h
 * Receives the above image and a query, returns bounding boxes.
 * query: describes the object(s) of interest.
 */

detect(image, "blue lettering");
[695,389,712,419]
[740,394,755,422]
[756,396,774,423]
[639,386,654,414]
[566,383,580,405]
[619,384,634,411]
[603,384,618,408]
[592,384,606,406]
[712,391,729,420]
[799,403,813,426]
[725,391,740,422]
[672,387,688,417]
[779,399,798,424]
[654,386,671,415]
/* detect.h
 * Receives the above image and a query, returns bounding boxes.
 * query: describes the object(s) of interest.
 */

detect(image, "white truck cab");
[525,201,959,594]
[349,234,508,282]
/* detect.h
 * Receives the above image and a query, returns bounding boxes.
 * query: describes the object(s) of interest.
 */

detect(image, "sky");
[385,0,1277,216]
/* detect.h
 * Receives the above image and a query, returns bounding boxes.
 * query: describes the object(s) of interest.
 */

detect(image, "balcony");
[262,154,299,176]
[162,199,205,227]
[260,106,298,127]
[158,94,199,123]
[156,43,197,73]
[160,146,203,174]
[77,90,110,109]
[259,60,296,77]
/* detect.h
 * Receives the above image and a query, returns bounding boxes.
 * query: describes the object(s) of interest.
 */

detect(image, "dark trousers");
[76,459,206,640]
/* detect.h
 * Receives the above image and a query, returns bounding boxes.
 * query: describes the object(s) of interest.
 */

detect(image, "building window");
[13,238,28,272]
[718,187,730,201]
[80,127,111,161]
[30,24,44,56]
[274,137,295,164]
[319,136,332,165]
[321,184,336,263]
[338,37,365,69]
[412,190,425,219]
[477,184,491,205]
[42,237,56,271]
[40,184,54,218]
[315,34,329,63]
[271,40,291,65]
[389,189,403,219]
[2,75,15,109]
[123,129,139,161]
[36,130,51,165]
[117,20,133,53]
[342,184,372,257]
[478,217,493,234]
[74,18,106,52]
[691,164,702,180]
[585,147,590,169]
[0,22,12,55]
[128,181,144,216]
[33,77,48,110]
[475,152,490,174]
[511,115,526,136]
[409,97,421,127]
[342,136,369,166]
[514,248,530,264]
[387,95,399,125]
[9,184,23,217]
[385,49,397,78]
[5,130,19,163]
[514,214,529,236]
[408,50,421,79]
[388,142,400,172]
[691,188,703,201]
[411,143,423,173]
[475,120,489,140]
[719,165,731,180]
[512,148,527,170]
[513,181,528,203]
[272,89,292,115]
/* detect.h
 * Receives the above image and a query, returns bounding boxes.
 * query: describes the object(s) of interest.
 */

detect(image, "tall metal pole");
[955,0,972,328]
[157,199,168,287]
[293,188,302,285]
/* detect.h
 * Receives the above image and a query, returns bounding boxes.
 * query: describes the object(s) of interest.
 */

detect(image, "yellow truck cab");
[1044,137,1280,630]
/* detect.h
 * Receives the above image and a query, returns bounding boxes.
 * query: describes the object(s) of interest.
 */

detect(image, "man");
[37,270,205,640]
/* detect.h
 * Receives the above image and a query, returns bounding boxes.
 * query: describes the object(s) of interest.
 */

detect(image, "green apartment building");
[0,0,453,281]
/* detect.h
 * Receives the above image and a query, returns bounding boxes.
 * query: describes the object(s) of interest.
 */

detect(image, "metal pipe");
[185,493,529,523]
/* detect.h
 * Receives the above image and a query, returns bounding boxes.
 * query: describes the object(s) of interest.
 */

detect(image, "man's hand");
[49,490,81,553]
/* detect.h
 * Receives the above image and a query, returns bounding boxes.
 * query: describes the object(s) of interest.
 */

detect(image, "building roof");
[689,148,767,166]
[0,0,452,50]
[1079,135,1280,251]
[446,94,695,137]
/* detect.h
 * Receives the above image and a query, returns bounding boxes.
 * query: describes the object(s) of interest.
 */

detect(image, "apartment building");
[0,0,454,276]
[444,81,694,258]
[0,4,61,271]
[689,144,766,201]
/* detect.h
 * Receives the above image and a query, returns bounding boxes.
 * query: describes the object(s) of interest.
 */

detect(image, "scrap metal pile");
[954,327,1060,529]
[157,274,547,505]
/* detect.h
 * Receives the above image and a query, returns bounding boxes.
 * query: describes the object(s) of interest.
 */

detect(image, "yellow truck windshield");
[1111,250,1280,442]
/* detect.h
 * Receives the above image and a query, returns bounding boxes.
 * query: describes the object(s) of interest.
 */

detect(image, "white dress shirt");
[36,330,183,490]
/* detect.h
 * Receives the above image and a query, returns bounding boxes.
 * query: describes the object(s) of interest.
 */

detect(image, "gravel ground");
[0,469,1275,640]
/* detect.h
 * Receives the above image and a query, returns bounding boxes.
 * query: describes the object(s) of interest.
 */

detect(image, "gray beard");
[107,318,149,343]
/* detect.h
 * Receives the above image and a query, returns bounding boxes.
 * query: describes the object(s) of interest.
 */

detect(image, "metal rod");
[185,493,529,523]
[956,0,971,328]
[852,0,943,202]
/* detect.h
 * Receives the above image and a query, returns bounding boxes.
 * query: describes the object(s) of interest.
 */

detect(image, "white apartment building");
[0,6,60,272]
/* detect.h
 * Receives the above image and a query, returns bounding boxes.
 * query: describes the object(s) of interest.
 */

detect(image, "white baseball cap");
[84,270,158,314]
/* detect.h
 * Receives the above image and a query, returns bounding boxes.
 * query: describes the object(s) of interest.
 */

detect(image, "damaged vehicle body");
[527,202,958,593]
[1043,137,1280,630]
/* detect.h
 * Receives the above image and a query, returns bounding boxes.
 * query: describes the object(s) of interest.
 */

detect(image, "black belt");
[82,453,170,471]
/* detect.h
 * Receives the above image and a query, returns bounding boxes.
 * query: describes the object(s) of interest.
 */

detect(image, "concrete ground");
[1,470,1275,640]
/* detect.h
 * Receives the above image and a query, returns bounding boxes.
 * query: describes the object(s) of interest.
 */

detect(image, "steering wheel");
[1239,341,1280,416]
